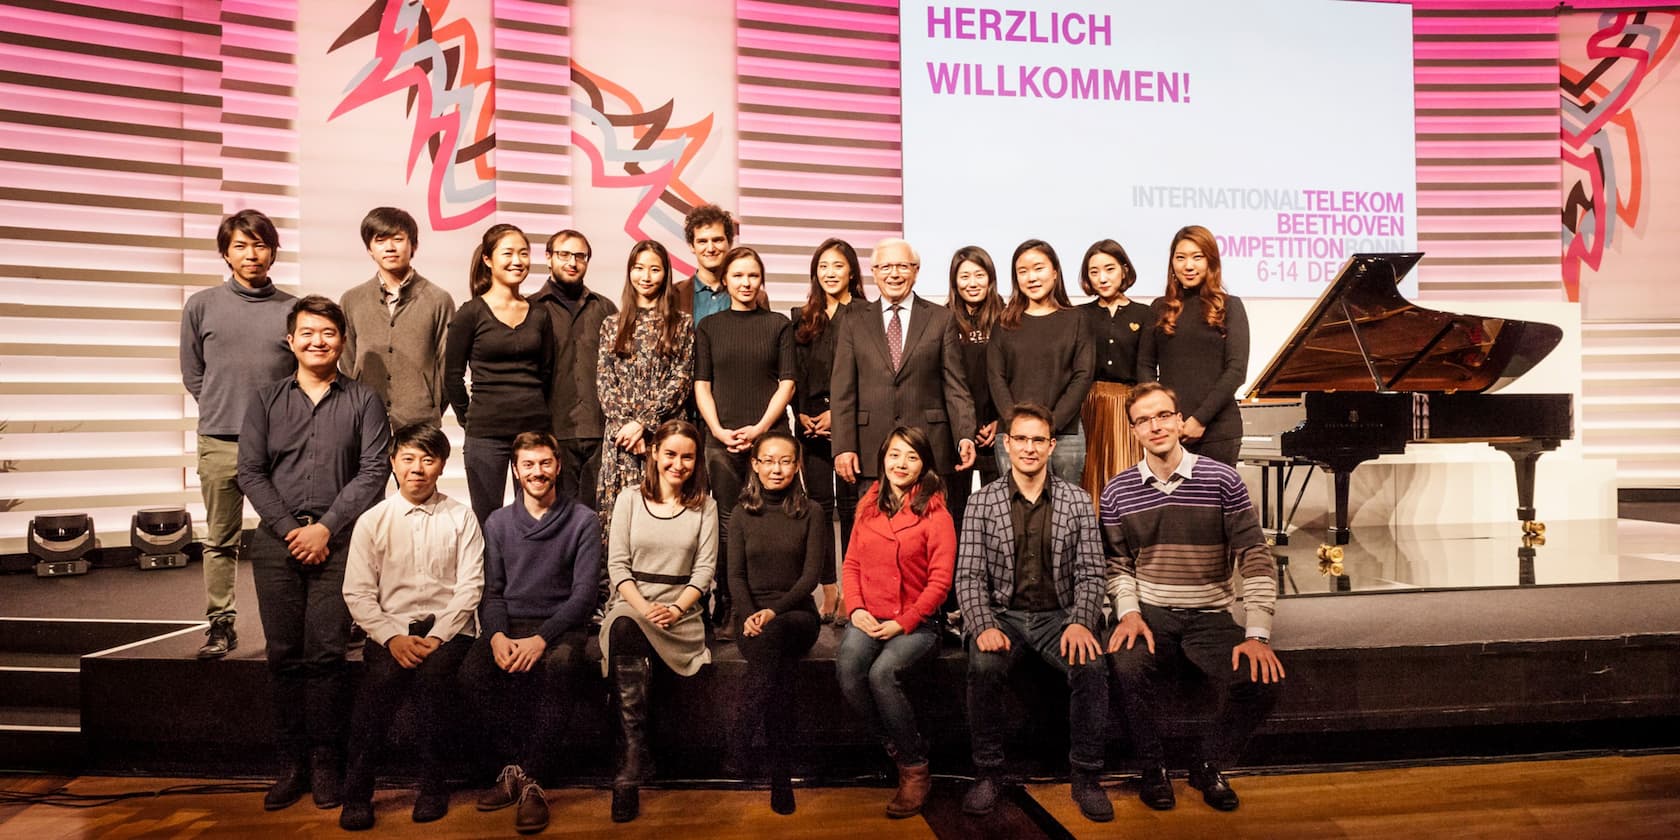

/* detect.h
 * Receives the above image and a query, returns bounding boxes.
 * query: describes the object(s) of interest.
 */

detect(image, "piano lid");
[1245,253,1563,399]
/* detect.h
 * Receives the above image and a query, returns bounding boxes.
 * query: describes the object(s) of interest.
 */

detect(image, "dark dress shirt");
[237,374,392,540]
[1009,484,1058,611]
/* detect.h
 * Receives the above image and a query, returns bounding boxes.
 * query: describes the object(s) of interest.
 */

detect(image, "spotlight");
[131,507,191,570]
[28,513,95,577]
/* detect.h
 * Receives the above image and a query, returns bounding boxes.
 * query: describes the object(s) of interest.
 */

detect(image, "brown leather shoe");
[514,782,549,834]
[885,761,931,818]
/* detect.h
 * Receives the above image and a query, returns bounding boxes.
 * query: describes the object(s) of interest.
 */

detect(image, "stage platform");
[3,518,1680,782]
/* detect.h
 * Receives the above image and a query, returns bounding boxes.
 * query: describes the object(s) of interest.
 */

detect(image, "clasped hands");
[849,610,904,640]
[490,632,547,673]
[283,522,331,565]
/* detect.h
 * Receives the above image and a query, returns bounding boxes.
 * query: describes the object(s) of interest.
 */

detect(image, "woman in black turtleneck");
[1136,225,1251,467]
[727,431,824,816]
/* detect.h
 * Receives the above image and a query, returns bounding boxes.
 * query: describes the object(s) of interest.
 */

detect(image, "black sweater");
[696,308,796,430]
[444,297,555,438]
[790,302,849,418]
[1081,299,1152,384]
[986,308,1094,435]
[1137,294,1250,443]
[727,491,824,615]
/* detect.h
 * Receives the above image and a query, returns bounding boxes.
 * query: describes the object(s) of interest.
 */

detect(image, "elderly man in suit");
[955,401,1112,823]
[831,238,977,501]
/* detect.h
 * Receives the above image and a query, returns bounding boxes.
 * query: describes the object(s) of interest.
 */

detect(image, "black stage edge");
[36,579,1679,782]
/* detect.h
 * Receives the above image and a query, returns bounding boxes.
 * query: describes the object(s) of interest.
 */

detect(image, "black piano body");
[1241,253,1574,546]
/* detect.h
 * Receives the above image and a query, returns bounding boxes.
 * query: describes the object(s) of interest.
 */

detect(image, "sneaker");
[196,617,237,659]
[477,764,525,811]
[514,782,549,834]
[1070,771,1114,822]
[961,775,1001,816]
[338,800,374,831]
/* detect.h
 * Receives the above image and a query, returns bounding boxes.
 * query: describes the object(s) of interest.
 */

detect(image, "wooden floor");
[2,754,1677,839]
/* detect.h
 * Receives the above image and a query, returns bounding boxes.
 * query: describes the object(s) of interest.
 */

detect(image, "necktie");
[887,303,904,371]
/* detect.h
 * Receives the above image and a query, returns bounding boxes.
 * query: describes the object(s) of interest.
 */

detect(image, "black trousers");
[558,437,603,510]
[459,620,589,779]
[343,631,474,801]
[735,609,820,774]
[705,440,751,612]
[967,608,1109,773]
[249,526,353,763]
[799,434,854,586]
[1108,604,1282,768]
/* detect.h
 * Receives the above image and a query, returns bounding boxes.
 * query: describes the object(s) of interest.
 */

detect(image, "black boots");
[611,656,653,823]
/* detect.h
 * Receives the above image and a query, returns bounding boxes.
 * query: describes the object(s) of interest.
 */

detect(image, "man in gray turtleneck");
[179,209,297,658]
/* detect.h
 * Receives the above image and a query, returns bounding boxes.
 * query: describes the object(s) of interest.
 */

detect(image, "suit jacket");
[954,473,1106,636]
[830,295,977,476]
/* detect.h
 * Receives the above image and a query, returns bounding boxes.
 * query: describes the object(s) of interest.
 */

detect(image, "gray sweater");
[340,272,456,428]
[179,278,297,436]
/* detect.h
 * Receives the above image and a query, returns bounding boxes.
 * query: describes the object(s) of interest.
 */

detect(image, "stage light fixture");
[131,507,191,570]
[28,513,95,577]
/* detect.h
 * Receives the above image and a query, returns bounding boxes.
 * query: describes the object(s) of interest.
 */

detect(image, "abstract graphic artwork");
[570,61,716,274]
[329,0,498,230]
[1560,11,1680,303]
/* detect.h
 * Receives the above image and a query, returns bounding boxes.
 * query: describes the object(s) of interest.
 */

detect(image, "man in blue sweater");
[459,431,602,835]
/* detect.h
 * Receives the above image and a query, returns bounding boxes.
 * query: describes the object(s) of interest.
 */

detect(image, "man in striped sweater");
[1100,382,1284,813]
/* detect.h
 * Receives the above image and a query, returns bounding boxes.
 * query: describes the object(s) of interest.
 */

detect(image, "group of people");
[176,203,1283,832]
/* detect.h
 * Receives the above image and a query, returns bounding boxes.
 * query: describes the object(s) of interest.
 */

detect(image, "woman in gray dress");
[598,419,717,823]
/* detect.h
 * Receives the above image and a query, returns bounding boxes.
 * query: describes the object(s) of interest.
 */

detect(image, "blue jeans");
[995,431,1086,486]
[836,623,939,765]
[966,608,1108,772]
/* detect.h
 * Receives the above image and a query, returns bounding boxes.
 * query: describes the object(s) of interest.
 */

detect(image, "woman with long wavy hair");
[595,240,695,537]
[1136,225,1250,466]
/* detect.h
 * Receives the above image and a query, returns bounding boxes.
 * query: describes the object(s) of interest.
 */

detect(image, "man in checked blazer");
[831,238,978,495]
[955,401,1112,823]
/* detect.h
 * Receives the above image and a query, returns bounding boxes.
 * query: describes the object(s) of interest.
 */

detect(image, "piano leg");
[1330,469,1352,546]
[1490,439,1561,523]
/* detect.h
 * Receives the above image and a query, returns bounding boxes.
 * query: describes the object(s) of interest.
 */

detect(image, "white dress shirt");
[343,491,485,645]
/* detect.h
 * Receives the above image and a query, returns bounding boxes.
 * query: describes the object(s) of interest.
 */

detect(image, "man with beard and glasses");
[529,229,617,509]
[458,431,602,835]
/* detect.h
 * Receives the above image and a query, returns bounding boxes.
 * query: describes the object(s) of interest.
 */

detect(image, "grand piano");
[1239,253,1574,553]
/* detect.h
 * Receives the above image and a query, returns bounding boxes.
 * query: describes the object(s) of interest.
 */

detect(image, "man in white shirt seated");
[339,423,485,830]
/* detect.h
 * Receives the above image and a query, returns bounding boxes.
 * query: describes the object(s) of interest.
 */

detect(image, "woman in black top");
[1137,225,1250,467]
[987,239,1095,485]
[945,245,1004,529]
[695,246,796,635]
[445,223,555,523]
[728,431,824,815]
[1077,239,1153,499]
[790,238,864,622]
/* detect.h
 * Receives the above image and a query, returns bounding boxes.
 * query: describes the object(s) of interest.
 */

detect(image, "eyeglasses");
[1130,410,1180,429]
[754,457,797,468]
[873,262,917,276]
[551,251,590,264]
[1005,434,1052,448]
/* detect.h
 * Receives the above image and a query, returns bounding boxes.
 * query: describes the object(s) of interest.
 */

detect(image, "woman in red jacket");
[836,425,955,819]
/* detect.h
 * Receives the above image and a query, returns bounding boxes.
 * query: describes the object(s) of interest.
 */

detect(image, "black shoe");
[412,786,449,823]
[197,617,237,659]
[611,783,639,823]
[1138,765,1176,810]
[514,782,548,834]
[1071,771,1113,822]
[1188,761,1240,811]
[338,800,374,831]
[311,747,343,809]
[961,775,1001,816]
[476,764,526,811]
[264,764,309,811]
[770,775,795,815]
